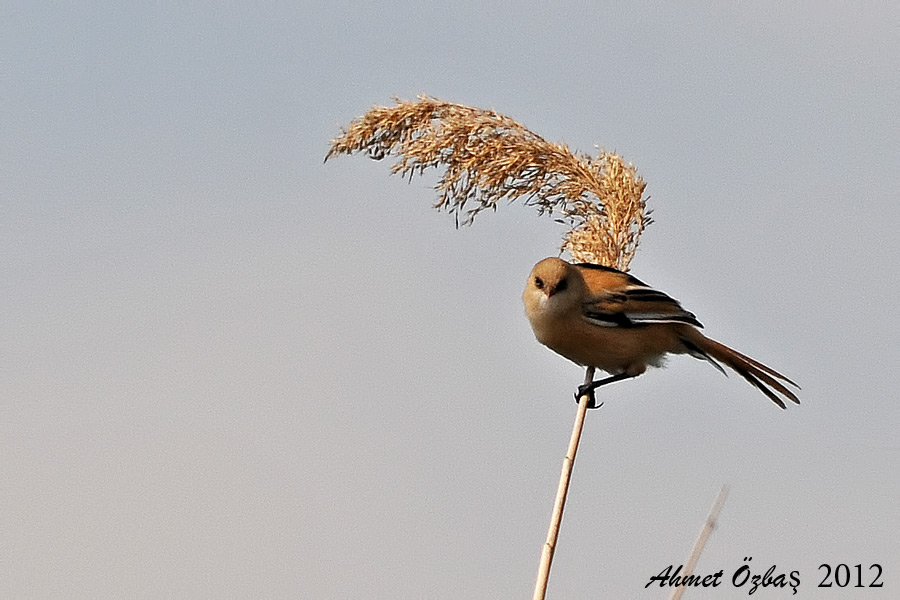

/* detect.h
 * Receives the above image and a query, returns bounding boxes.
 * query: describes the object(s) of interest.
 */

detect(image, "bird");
[522,257,799,409]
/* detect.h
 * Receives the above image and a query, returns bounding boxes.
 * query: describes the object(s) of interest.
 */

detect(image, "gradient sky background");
[3,3,899,598]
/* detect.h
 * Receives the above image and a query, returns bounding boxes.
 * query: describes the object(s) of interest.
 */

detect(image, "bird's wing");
[581,284,703,329]
[573,262,703,328]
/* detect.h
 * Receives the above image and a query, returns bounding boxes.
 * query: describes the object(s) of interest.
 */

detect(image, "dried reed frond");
[559,152,650,269]
[327,96,650,270]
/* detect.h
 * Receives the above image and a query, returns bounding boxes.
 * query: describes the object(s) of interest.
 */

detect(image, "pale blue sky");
[2,2,899,598]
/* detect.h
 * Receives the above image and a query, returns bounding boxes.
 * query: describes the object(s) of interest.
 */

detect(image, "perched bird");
[522,257,799,409]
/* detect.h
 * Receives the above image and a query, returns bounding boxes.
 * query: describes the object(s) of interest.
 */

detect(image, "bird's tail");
[679,328,800,409]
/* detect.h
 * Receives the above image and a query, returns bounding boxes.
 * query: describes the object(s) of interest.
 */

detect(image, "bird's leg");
[575,372,633,409]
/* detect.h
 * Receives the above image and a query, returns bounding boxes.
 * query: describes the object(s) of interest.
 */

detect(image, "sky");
[2,2,899,598]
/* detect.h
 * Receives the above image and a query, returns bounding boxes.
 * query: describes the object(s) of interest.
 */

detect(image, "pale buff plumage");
[523,257,800,408]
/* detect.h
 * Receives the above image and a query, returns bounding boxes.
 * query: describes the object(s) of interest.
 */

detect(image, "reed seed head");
[327,96,650,270]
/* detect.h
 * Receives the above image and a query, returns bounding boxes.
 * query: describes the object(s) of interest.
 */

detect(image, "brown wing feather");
[575,264,702,328]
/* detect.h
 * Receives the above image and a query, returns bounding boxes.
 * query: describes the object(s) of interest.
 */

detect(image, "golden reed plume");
[326,96,650,271]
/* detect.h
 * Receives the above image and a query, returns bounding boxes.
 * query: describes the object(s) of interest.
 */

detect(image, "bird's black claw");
[575,384,602,409]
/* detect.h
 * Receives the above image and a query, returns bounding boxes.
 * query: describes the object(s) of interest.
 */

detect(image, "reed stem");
[533,366,596,600]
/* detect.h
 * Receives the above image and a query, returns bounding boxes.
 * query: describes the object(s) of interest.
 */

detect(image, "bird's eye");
[556,278,568,292]
[534,276,544,289]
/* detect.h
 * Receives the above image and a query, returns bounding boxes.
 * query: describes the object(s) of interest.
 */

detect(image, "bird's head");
[522,257,584,321]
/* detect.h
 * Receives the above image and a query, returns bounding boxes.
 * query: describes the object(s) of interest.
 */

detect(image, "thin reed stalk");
[533,366,595,600]
[669,486,730,600]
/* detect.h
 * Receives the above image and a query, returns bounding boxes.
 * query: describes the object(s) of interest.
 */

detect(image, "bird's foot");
[575,383,603,409]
